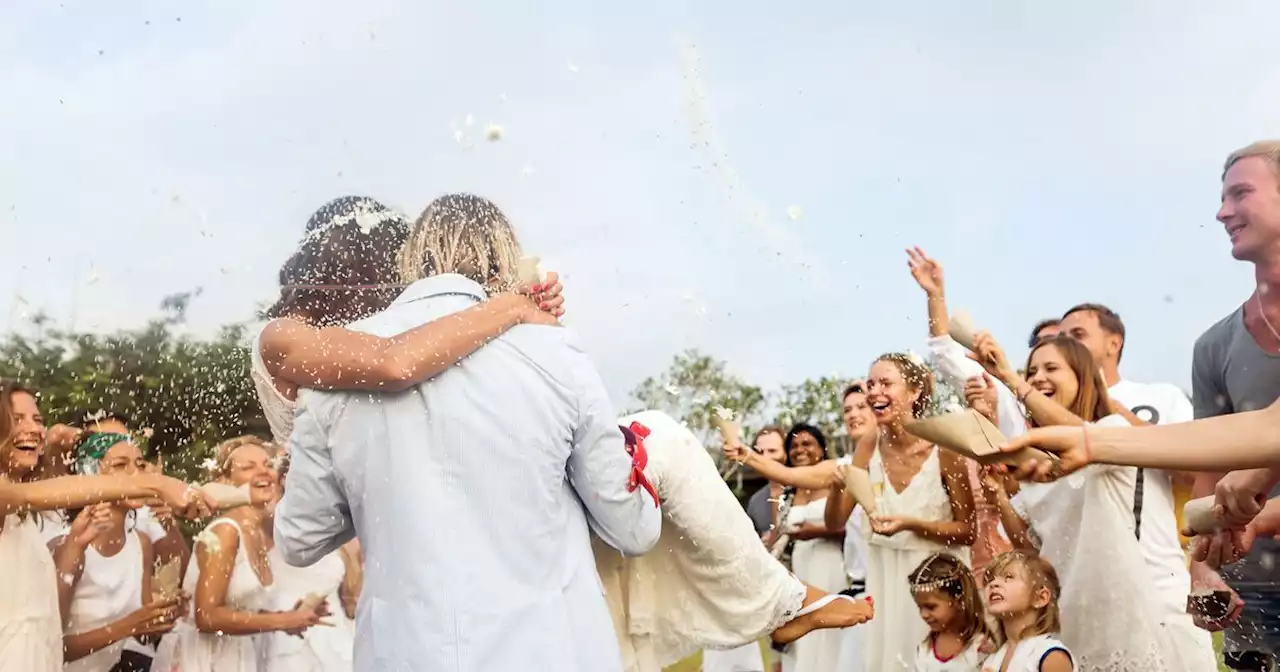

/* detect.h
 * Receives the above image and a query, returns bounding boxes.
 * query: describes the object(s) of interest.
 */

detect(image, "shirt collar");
[391,274,488,306]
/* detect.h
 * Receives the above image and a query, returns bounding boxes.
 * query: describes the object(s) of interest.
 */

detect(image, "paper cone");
[841,465,878,515]
[712,416,743,444]
[1182,496,1221,535]
[300,592,327,612]
[517,256,546,286]
[906,409,1053,467]
[198,482,252,509]
[153,556,182,601]
[949,309,978,351]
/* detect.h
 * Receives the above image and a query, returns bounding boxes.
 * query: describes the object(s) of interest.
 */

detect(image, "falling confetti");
[786,205,804,221]
[485,124,504,142]
[567,62,580,74]
[713,406,735,422]
[663,384,680,396]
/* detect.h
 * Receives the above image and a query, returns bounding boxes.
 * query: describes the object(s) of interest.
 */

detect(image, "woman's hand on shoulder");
[514,270,565,323]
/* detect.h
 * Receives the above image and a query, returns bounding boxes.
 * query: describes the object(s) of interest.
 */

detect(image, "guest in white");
[1058,303,1216,668]
[275,193,662,672]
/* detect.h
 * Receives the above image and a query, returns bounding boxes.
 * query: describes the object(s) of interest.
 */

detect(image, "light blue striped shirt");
[274,274,661,672]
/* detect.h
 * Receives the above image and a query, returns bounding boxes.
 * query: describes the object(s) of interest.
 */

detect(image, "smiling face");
[98,440,148,477]
[4,390,46,479]
[842,389,874,441]
[1025,343,1080,409]
[1219,155,1280,264]
[913,590,959,634]
[865,360,921,426]
[223,444,280,506]
[786,430,824,467]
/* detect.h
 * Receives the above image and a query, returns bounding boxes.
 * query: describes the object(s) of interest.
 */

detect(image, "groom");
[275,193,662,671]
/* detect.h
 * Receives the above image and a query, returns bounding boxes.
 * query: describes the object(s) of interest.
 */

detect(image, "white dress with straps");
[0,514,62,672]
[862,441,970,672]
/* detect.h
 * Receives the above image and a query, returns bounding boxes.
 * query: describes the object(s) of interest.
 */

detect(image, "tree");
[0,293,265,487]
[628,349,767,449]
[773,376,853,457]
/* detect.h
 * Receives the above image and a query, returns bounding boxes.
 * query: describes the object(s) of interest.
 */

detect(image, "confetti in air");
[786,205,804,221]
[567,62,580,74]
[664,384,681,396]
[485,124,504,142]
[713,406,736,422]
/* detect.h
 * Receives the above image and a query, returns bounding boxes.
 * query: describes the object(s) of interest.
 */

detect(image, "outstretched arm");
[0,473,208,519]
[1086,401,1280,473]
[262,283,562,394]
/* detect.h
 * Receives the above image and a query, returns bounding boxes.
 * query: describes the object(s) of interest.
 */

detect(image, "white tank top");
[864,438,970,563]
[65,531,145,672]
[251,323,298,448]
[915,634,988,671]
[980,634,1071,672]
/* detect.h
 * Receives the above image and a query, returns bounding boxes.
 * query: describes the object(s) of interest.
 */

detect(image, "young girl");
[910,553,990,671]
[980,552,1072,672]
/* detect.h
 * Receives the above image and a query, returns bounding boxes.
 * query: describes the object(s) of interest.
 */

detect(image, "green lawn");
[663,635,1231,671]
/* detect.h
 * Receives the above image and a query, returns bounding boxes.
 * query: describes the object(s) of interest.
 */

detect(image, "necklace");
[1256,294,1280,350]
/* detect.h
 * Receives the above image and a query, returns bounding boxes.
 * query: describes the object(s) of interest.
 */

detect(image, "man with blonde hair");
[1187,140,1280,671]
[276,193,661,671]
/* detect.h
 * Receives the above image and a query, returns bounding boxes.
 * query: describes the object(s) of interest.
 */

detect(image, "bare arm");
[986,480,1036,551]
[905,451,977,546]
[1086,401,1280,473]
[741,452,839,490]
[194,523,295,635]
[824,489,855,532]
[50,534,86,629]
[261,292,549,393]
[0,473,190,519]
[338,542,362,620]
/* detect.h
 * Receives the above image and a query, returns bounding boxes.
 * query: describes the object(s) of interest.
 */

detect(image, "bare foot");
[771,595,873,645]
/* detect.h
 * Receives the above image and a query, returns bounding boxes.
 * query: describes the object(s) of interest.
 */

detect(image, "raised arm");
[567,358,661,557]
[274,393,355,568]
[732,450,840,490]
[261,287,560,394]
[970,331,1083,429]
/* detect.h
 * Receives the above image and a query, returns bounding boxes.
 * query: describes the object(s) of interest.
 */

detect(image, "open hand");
[906,247,944,297]
[1190,528,1254,569]
[999,425,1092,481]
[1188,563,1245,631]
[869,515,913,536]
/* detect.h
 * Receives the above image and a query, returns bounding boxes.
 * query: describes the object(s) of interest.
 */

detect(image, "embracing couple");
[264,194,870,672]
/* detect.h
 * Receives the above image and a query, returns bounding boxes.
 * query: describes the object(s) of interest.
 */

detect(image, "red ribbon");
[623,421,659,507]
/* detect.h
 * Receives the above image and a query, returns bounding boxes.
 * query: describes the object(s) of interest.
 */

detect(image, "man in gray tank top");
[1192,140,1280,671]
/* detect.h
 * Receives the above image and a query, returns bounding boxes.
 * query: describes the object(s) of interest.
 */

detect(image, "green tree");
[628,349,767,449]
[0,293,266,486]
[773,376,853,457]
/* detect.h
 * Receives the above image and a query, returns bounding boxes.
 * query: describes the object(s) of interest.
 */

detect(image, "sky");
[3,0,1279,404]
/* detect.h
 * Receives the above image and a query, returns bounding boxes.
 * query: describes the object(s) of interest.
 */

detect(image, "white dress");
[980,635,1071,672]
[780,497,846,672]
[914,635,988,671]
[251,324,296,448]
[594,411,808,672]
[863,444,971,672]
[835,507,869,672]
[267,546,355,672]
[64,531,147,672]
[0,514,62,671]
[1009,422,1178,670]
[153,518,275,672]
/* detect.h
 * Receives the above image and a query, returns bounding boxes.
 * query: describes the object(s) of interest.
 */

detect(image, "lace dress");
[1010,422,1180,671]
[863,443,971,672]
[153,519,276,672]
[594,411,807,672]
[0,514,62,671]
[780,497,846,672]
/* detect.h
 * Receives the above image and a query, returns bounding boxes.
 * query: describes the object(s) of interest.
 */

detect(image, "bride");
[253,194,873,670]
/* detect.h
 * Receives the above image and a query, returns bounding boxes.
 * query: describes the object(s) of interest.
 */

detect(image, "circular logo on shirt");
[1131,405,1160,424]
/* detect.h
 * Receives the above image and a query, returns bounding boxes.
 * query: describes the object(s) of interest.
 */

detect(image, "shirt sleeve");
[926,334,1027,439]
[566,353,662,557]
[274,392,356,568]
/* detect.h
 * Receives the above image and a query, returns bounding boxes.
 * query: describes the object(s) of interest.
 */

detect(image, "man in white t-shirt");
[1059,303,1218,667]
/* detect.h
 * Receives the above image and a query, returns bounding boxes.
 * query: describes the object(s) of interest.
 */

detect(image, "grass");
[662,634,1232,671]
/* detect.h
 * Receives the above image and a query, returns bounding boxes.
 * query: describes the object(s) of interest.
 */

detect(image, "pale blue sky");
[3,1,1279,401]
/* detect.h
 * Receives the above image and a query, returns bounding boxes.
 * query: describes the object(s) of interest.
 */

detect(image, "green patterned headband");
[75,432,132,475]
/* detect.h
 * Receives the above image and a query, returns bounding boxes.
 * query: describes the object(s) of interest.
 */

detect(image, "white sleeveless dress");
[780,497,845,672]
[863,444,971,672]
[595,411,808,672]
[1008,417,1176,671]
[0,514,62,671]
[914,634,988,671]
[980,635,1071,672]
[267,546,355,672]
[64,531,147,672]
[153,518,275,672]
[250,325,296,448]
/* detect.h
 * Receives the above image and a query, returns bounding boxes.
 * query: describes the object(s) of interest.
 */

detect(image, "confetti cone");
[949,309,979,351]
[517,256,546,286]
[1181,496,1221,536]
[906,409,1053,467]
[840,464,878,515]
[153,556,182,601]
